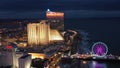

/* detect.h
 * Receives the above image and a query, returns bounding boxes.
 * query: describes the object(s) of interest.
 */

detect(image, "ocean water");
[59,60,120,68]
[65,18,120,55]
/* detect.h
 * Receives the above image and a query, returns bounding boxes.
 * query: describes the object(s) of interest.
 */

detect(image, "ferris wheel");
[92,42,108,57]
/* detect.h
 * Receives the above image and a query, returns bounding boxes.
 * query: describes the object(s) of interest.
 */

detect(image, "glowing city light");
[83,61,87,64]
[47,9,51,12]
[28,53,46,59]
[6,45,13,49]
[50,30,64,41]
[46,11,64,19]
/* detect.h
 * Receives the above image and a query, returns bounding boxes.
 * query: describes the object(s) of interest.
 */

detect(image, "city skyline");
[0,0,120,68]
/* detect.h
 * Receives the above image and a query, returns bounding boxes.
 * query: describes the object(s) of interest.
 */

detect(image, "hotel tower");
[27,20,50,46]
[46,9,64,31]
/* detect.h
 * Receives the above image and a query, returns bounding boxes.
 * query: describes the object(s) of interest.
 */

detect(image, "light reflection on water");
[60,60,107,68]
[80,61,107,68]
[89,61,107,68]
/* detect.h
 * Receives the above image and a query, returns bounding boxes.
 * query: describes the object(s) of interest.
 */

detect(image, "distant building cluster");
[0,9,64,47]
[0,9,66,68]
[0,46,31,68]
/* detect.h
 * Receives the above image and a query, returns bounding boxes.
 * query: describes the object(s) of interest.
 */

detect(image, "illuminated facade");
[28,53,46,59]
[46,9,64,31]
[50,30,64,41]
[27,20,64,46]
[19,55,31,68]
[27,20,50,46]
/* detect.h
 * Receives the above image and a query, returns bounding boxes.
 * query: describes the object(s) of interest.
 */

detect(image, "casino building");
[46,9,64,31]
[27,20,64,46]
[27,20,50,46]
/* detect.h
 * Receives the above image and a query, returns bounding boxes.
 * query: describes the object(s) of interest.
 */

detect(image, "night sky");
[0,0,120,19]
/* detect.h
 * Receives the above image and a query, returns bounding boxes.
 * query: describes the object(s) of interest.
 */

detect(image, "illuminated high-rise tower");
[27,20,64,46]
[27,20,50,46]
[46,9,64,31]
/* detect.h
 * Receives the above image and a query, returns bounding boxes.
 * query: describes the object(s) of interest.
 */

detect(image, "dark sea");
[65,18,120,55]
[59,60,120,68]
[63,18,120,68]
